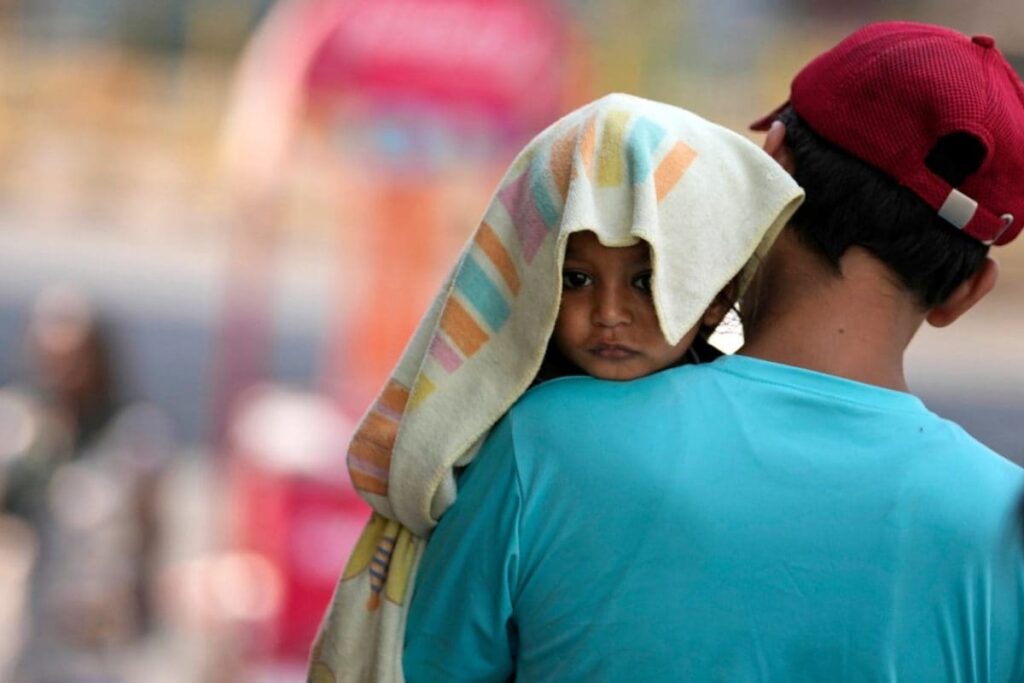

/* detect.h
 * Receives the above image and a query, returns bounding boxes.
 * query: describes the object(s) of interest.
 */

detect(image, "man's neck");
[739,237,924,393]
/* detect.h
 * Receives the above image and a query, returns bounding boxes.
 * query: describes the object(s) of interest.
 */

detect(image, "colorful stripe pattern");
[349,107,699,498]
[594,109,698,192]
[422,220,523,377]
[498,157,556,265]
[366,531,396,610]
[341,513,419,610]
[419,109,698,387]
[347,379,409,496]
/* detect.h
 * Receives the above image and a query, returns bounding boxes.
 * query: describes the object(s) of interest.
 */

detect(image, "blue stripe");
[627,116,667,184]
[455,254,511,332]
[530,154,560,229]
[369,568,386,580]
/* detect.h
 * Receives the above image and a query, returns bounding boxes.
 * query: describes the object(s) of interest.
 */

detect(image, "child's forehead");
[565,231,650,261]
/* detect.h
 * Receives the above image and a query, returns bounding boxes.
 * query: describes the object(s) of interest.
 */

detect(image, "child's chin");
[589,366,649,382]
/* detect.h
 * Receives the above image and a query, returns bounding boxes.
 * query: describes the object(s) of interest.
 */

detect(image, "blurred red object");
[306,0,566,133]
[228,385,369,661]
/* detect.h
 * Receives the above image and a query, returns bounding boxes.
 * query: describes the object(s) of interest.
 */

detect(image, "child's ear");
[702,281,740,328]
[926,257,998,328]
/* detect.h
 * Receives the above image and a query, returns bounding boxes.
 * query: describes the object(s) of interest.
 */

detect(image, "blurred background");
[0,1,1021,680]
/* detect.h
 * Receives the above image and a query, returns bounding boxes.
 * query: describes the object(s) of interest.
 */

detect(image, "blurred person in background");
[0,286,173,682]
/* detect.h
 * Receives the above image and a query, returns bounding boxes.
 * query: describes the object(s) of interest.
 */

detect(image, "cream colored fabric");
[308,93,804,682]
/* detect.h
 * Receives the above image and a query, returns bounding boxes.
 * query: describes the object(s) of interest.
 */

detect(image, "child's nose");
[593,287,631,327]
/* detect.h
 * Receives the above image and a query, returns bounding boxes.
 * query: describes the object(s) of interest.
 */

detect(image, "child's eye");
[562,270,592,289]
[632,271,653,293]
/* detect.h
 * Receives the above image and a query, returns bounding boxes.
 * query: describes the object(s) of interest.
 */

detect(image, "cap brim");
[749,101,789,132]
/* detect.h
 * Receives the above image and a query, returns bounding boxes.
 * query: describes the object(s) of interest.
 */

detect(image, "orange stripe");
[350,469,388,495]
[360,412,400,451]
[655,141,698,201]
[580,115,598,179]
[378,380,410,417]
[440,298,489,357]
[550,124,579,201]
[474,223,521,295]
[348,436,392,471]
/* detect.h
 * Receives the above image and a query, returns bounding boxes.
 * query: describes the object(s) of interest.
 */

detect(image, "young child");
[309,93,804,682]
[537,230,734,383]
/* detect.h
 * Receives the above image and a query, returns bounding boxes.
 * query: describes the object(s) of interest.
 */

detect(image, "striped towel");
[308,93,804,682]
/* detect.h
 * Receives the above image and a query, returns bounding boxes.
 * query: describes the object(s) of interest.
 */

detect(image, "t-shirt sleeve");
[403,414,522,682]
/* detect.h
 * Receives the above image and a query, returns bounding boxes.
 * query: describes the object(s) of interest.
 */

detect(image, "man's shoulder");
[514,374,610,412]
[929,420,1023,495]
[887,413,1023,547]
[919,408,1021,475]
[512,364,716,419]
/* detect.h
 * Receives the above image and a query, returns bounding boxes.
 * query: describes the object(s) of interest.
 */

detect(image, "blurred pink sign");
[306,0,565,128]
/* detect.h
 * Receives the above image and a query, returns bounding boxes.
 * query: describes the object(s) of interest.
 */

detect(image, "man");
[403,22,1024,681]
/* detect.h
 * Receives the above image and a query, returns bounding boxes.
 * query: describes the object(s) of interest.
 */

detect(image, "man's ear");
[763,120,796,174]
[925,257,998,328]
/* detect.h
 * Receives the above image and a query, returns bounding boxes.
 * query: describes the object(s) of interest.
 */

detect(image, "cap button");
[972,34,996,49]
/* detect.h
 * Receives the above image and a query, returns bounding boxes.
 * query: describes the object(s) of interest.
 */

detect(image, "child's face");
[554,232,700,381]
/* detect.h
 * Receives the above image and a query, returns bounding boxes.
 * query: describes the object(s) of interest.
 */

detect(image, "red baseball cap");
[752,21,1024,246]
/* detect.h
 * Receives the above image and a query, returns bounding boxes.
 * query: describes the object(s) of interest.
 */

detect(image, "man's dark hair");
[778,107,990,308]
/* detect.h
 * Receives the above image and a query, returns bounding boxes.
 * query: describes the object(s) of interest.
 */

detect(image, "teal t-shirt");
[403,355,1024,681]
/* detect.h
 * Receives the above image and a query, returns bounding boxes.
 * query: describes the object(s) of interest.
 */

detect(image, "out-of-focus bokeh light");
[0,1,1021,680]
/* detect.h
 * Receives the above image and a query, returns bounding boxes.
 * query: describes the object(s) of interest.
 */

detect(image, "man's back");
[404,355,1024,681]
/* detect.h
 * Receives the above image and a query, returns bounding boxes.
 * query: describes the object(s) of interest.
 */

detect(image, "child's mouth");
[589,343,639,359]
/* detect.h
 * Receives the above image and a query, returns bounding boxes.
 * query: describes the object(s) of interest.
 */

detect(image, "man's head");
[751,21,1024,321]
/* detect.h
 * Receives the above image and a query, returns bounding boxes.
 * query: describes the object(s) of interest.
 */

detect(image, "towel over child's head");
[310,93,804,683]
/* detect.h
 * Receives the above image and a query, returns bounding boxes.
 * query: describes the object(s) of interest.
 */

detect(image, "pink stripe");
[499,170,548,264]
[347,457,389,481]
[374,402,403,422]
[429,334,463,373]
